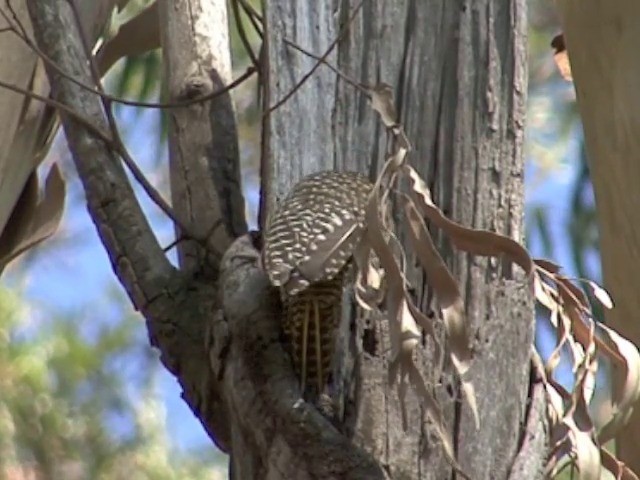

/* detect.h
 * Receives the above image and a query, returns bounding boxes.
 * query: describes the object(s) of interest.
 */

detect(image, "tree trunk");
[556,0,640,472]
[263,1,546,479]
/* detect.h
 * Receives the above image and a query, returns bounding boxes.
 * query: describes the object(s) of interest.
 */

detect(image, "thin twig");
[264,0,364,116]
[0,5,256,110]
[162,235,185,253]
[238,0,262,21]
[68,0,196,244]
[257,2,270,232]
[4,0,27,38]
[231,0,259,68]
[282,38,367,94]
[0,77,115,145]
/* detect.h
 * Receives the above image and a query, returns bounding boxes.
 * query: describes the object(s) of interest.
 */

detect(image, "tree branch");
[26,0,174,307]
[25,0,233,451]
[219,235,388,479]
[159,0,247,275]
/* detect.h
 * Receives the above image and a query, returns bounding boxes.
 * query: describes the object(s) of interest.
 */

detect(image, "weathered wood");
[27,0,234,457]
[159,0,247,274]
[265,1,542,478]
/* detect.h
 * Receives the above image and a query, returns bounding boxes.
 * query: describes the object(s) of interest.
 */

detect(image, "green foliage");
[0,287,223,480]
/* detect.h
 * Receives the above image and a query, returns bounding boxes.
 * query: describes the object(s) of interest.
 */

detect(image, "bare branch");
[230,0,259,68]
[283,38,366,94]
[257,11,271,231]
[26,0,174,308]
[1,7,257,110]
[159,0,247,274]
[25,0,234,451]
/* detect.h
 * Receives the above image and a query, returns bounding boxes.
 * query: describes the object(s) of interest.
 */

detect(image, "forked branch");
[26,0,174,306]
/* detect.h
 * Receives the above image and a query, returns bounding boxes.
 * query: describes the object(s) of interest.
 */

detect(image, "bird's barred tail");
[282,273,344,398]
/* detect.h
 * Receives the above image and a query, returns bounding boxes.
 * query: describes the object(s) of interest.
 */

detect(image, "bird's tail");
[283,273,344,400]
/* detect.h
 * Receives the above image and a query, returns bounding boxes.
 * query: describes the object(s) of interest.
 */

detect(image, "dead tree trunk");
[263,1,546,478]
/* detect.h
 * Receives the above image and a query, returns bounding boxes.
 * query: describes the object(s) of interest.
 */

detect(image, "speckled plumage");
[262,171,372,396]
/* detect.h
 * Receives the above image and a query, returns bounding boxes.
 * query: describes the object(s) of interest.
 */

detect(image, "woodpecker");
[262,171,372,398]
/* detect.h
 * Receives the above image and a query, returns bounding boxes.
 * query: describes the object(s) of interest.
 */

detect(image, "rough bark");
[219,235,388,479]
[556,0,640,472]
[159,0,247,274]
[26,0,233,455]
[265,0,545,478]
[26,1,387,477]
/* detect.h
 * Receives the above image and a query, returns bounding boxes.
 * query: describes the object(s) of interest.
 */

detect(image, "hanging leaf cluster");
[357,83,640,480]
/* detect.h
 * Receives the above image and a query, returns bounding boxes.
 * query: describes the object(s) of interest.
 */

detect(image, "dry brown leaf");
[404,200,479,427]
[366,83,398,128]
[353,242,385,310]
[96,1,160,75]
[563,417,601,480]
[362,79,638,479]
[405,165,534,278]
[363,172,405,361]
[568,352,601,480]
[0,2,42,236]
[534,259,640,477]
[534,258,562,274]
[546,350,601,480]
[545,306,570,377]
[360,150,463,464]
[0,163,66,272]
[544,381,567,422]
[560,300,594,371]
[556,275,590,313]
[596,324,640,444]
[0,0,117,275]
[588,280,614,309]
[404,202,469,364]
[601,448,640,480]
[534,274,559,312]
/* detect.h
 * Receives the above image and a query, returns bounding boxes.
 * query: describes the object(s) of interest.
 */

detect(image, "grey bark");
[26,0,234,455]
[159,0,247,274]
[265,0,546,478]
[26,0,387,477]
